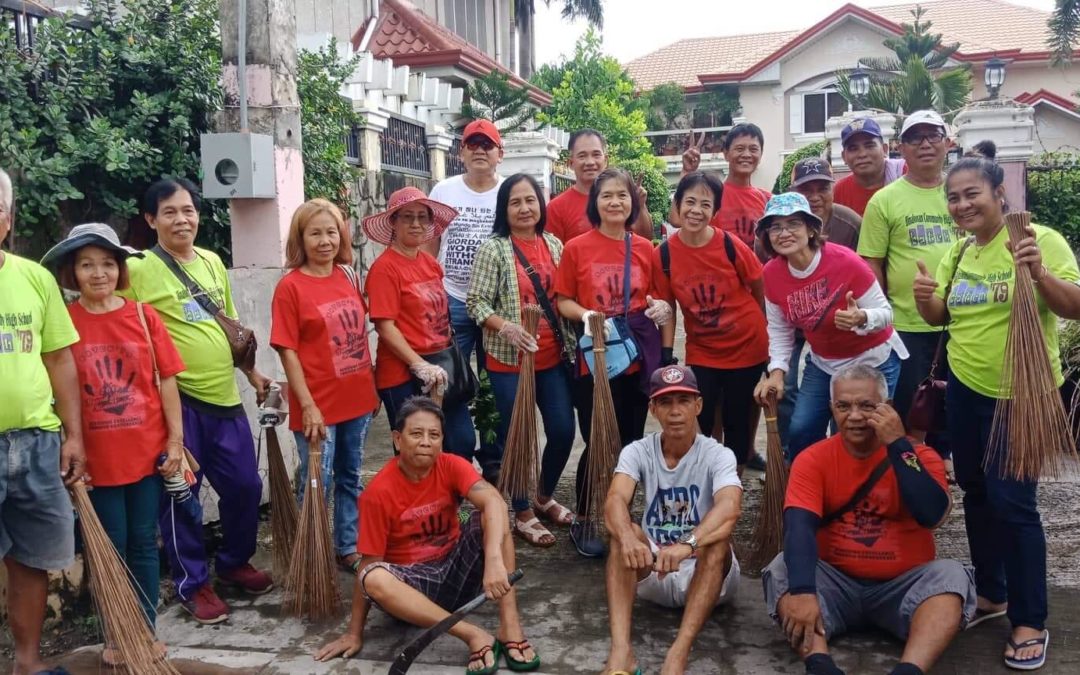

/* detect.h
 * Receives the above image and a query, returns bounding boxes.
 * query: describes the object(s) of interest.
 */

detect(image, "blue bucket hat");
[755,192,823,235]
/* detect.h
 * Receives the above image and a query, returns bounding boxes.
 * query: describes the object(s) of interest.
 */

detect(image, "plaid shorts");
[360,511,485,611]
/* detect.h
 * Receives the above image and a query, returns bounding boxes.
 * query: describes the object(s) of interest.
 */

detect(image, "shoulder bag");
[577,234,640,379]
[510,238,575,367]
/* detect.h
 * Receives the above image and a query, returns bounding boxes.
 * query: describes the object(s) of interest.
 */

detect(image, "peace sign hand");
[681,130,705,175]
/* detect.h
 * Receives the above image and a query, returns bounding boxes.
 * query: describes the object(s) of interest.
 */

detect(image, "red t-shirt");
[555,229,655,316]
[270,268,378,430]
[366,249,453,389]
[651,231,767,369]
[763,244,892,359]
[785,435,946,580]
[833,175,877,217]
[68,300,185,487]
[709,182,772,247]
[546,188,592,244]
[488,236,561,374]
[357,453,481,564]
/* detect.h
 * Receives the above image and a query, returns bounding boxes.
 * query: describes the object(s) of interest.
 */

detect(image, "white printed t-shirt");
[428,174,504,301]
[614,432,742,546]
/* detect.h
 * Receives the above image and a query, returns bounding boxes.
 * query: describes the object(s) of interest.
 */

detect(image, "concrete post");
[825,111,900,176]
[427,128,455,182]
[500,131,561,198]
[953,100,1036,210]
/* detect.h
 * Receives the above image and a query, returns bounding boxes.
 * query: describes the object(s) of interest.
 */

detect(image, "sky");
[533,0,1060,67]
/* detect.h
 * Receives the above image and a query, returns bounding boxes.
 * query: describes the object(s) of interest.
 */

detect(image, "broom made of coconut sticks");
[583,312,623,528]
[989,211,1078,480]
[284,443,340,620]
[497,305,543,504]
[258,384,298,581]
[746,393,789,572]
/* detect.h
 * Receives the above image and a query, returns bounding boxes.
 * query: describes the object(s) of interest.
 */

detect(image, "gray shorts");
[762,554,976,640]
[0,429,75,570]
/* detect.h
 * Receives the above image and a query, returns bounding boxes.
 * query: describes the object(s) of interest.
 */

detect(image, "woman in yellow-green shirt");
[913,145,1080,671]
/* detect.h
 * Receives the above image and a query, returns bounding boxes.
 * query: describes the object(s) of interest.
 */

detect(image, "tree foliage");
[513,0,604,31]
[0,0,228,258]
[642,82,687,131]
[835,6,971,117]
[1050,0,1080,66]
[460,71,538,131]
[1027,152,1080,250]
[693,86,741,128]
[297,42,361,218]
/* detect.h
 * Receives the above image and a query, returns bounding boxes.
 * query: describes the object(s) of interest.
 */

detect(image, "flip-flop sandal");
[1004,630,1049,671]
[609,670,643,675]
[513,516,556,548]
[944,458,957,485]
[534,499,574,526]
[967,605,1007,629]
[466,642,500,675]
[336,553,363,574]
[498,638,541,672]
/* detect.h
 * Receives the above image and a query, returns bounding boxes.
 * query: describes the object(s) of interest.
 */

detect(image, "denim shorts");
[0,429,75,570]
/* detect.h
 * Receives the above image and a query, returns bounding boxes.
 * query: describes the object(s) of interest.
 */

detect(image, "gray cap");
[40,222,142,269]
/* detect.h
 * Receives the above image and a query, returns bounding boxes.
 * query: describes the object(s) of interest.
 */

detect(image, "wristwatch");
[676,532,698,553]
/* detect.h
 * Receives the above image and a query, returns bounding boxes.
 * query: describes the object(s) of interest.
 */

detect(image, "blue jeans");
[378,381,477,462]
[777,332,805,452]
[88,474,162,628]
[947,375,1047,630]
[787,350,902,461]
[489,365,576,512]
[293,413,371,557]
[449,295,501,477]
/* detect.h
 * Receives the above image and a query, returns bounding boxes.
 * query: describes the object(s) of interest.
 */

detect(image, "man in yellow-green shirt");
[858,110,958,450]
[0,168,85,674]
[121,178,273,624]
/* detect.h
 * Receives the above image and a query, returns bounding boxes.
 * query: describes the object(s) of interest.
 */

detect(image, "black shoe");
[746,452,767,471]
[569,518,605,558]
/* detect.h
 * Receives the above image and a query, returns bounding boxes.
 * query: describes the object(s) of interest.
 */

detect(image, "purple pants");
[159,402,261,600]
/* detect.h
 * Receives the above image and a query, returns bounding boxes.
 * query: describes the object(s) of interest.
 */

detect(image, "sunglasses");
[464,138,498,151]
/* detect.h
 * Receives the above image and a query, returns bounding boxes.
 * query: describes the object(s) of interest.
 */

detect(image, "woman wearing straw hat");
[363,187,477,460]
[467,173,577,548]
[752,192,907,461]
[270,198,379,574]
[41,223,186,663]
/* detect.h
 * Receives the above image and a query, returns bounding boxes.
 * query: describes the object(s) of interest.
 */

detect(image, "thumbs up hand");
[834,290,868,331]
[912,259,939,304]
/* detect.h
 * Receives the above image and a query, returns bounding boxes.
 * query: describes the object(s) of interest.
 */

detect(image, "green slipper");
[498,638,541,672]
[466,641,500,675]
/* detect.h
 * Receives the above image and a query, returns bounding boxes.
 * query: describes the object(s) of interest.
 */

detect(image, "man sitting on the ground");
[603,365,743,675]
[315,396,539,674]
[763,364,975,675]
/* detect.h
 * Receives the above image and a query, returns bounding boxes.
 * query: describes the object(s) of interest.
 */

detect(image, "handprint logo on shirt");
[319,297,371,378]
[690,281,729,331]
[590,262,642,314]
[84,353,137,416]
[416,281,451,339]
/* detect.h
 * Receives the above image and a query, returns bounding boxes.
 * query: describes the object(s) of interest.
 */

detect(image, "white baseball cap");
[900,110,949,140]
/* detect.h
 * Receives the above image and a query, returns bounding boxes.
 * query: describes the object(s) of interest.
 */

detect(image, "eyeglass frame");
[766,220,808,236]
[901,130,947,146]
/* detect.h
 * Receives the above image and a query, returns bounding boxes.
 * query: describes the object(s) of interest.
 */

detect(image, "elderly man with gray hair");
[0,168,86,675]
[762,364,975,675]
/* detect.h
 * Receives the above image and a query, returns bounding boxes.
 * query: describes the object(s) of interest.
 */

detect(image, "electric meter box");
[200,133,277,199]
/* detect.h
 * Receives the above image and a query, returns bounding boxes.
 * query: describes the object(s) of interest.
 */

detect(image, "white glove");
[581,311,611,339]
[498,322,539,352]
[645,295,673,326]
[409,362,449,396]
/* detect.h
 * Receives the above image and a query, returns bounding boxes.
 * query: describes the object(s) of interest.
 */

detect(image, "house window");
[802,90,849,134]
[444,0,488,52]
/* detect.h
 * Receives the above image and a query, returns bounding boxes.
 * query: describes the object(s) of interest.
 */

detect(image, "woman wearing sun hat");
[41,223,185,661]
[751,193,907,460]
[363,187,477,460]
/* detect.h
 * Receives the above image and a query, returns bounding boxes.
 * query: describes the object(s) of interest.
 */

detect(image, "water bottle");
[158,453,203,521]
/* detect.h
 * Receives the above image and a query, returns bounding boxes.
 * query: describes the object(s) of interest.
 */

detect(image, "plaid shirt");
[466,232,575,367]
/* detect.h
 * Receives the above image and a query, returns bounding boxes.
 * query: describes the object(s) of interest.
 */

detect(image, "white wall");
[1033,105,1080,155]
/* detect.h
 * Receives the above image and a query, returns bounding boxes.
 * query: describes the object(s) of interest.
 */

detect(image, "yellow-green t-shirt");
[0,254,80,432]
[119,248,240,407]
[858,178,959,332]
[935,224,1080,399]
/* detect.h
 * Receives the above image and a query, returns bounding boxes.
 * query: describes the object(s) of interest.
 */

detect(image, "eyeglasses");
[831,400,881,414]
[767,222,805,236]
[902,131,946,146]
[464,138,498,152]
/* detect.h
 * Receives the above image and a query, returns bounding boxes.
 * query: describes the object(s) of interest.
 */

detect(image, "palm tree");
[512,0,604,79]
[1049,0,1080,65]
[835,6,972,116]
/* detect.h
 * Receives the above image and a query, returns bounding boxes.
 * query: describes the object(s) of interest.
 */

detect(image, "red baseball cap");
[649,365,701,400]
[462,119,502,147]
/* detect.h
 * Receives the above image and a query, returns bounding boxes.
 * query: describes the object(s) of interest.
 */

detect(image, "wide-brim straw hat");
[40,222,142,269]
[362,186,458,246]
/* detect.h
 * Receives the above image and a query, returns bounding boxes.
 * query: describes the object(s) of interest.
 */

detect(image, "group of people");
[0,106,1075,674]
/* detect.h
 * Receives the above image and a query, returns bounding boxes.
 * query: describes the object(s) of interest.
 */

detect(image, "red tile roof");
[352,0,551,106]
[1016,89,1080,116]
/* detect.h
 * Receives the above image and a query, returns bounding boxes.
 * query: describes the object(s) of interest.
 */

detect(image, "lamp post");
[985,57,1007,99]
[850,64,870,108]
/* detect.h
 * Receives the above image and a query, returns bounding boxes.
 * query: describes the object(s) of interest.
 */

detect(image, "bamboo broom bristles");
[266,427,298,580]
[284,447,340,620]
[70,483,179,674]
[584,312,622,527]
[747,395,789,573]
[988,211,1078,480]
[498,305,543,502]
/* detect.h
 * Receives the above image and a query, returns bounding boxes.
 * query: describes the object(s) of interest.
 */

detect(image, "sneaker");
[746,453,767,471]
[569,518,606,558]
[182,585,229,624]
[217,563,273,595]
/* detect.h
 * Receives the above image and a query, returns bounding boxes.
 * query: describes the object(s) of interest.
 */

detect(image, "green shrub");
[1027,153,1080,251]
[772,141,828,194]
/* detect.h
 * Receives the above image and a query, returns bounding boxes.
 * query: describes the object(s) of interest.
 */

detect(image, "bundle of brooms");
[583,312,622,527]
[70,483,180,674]
[746,394,789,572]
[497,305,543,503]
[284,446,340,619]
[265,426,298,580]
[989,211,1078,480]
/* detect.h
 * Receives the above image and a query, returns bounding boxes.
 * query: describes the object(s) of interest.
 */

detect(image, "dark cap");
[790,158,834,188]
[840,117,884,146]
[649,365,701,400]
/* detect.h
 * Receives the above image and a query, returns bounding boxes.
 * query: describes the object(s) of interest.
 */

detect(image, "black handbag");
[414,341,479,408]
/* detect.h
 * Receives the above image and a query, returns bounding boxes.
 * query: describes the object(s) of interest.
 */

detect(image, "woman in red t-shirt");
[653,172,768,469]
[466,174,577,548]
[362,187,477,462]
[270,199,379,572]
[752,193,907,460]
[41,223,186,661]
[555,168,670,557]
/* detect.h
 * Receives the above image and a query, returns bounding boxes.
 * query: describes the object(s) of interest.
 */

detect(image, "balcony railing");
[644,125,732,158]
[2,0,50,51]
[381,114,430,177]
[445,134,466,177]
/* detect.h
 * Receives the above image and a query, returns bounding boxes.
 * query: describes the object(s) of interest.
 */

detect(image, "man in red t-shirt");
[762,365,974,675]
[315,397,539,672]
[833,117,906,216]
